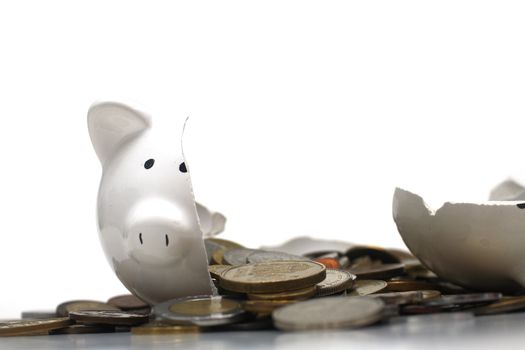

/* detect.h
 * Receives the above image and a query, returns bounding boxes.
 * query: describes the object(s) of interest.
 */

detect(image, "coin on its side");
[348,263,405,280]
[56,300,120,317]
[154,296,248,327]
[473,295,525,315]
[220,261,326,293]
[208,265,231,280]
[0,318,73,337]
[49,324,115,335]
[131,322,200,335]
[367,291,424,305]
[424,293,502,307]
[223,249,261,266]
[248,286,317,301]
[348,280,388,296]
[107,295,149,311]
[316,270,356,297]
[246,251,309,264]
[69,310,150,326]
[21,310,57,320]
[272,296,385,331]
[384,280,438,292]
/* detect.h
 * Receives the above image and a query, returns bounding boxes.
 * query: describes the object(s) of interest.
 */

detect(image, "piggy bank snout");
[125,200,195,266]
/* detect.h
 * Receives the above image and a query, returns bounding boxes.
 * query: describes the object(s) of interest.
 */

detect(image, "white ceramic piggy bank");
[88,102,222,304]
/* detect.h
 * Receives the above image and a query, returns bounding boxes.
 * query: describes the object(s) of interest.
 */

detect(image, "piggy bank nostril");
[165,234,169,247]
[139,233,143,245]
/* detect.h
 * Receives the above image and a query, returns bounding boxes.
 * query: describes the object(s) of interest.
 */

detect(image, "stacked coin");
[7,237,525,336]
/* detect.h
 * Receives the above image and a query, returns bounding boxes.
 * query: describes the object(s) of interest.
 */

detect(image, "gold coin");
[420,290,441,300]
[348,280,388,296]
[168,299,240,316]
[243,300,296,314]
[220,261,326,293]
[69,310,149,326]
[208,265,230,280]
[248,286,317,301]
[131,322,200,335]
[212,248,227,265]
[56,300,120,317]
[473,295,525,315]
[0,318,73,337]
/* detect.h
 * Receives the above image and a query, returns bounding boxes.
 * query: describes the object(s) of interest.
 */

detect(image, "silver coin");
[223,249,261,265]
[347,280,388,296]
[316,269,356,297]
[424,293,502,307]
[272,296,384,331]
[154,295,248,327]
[21,310,57,320]
[246,251,309,264]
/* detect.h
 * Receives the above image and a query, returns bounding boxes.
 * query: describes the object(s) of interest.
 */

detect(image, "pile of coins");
[4,237,525,336]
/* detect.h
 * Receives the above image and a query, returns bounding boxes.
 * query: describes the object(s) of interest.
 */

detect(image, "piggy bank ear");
[88,102,151,165]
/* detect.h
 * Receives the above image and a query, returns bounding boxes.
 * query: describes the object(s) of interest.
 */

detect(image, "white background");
[0,0,524,318]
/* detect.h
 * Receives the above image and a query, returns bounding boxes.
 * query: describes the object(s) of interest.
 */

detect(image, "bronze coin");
[107,294,149,311]
[69,310,150,326]
[220,261,326,294]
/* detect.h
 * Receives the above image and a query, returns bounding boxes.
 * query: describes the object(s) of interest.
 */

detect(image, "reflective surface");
[88,102,217,304]
[2,313,525,349]
[393,188,525,292]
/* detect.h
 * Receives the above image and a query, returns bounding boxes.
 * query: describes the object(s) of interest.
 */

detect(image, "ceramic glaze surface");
[88,102,215,304]
[393,188,525,292]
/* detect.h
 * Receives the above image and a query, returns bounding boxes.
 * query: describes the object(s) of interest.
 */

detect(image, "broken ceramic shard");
[393,187,525,292]
[489,179,525,201]
[88,101,225,305]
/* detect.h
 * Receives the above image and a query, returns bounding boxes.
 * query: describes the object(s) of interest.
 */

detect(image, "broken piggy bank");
[393,187,525,293]
[88,102,224,304]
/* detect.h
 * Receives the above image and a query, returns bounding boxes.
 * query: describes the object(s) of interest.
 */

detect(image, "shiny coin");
[208,265,231,280]
[69,310,150,326]
[154,295,248,327]
[56,300,119,317]
[316,269,356,297]
[243,300,296,314]
[248,286,317,301]
[49,324,115,335]
[107,294,149,311]
[272,296,384,331]
[0,318,73,337]
[220,261,326,294]
[348,263,405,280]
[131,322,200,335]
[348,280,388,296]
[473,295,525,315]
[246,251,309,264]
[223,249,261,265]
[21,310,57,320]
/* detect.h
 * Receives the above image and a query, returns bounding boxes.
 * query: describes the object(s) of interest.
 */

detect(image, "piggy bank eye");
[179,162,187,173]
[144,159,155,169]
